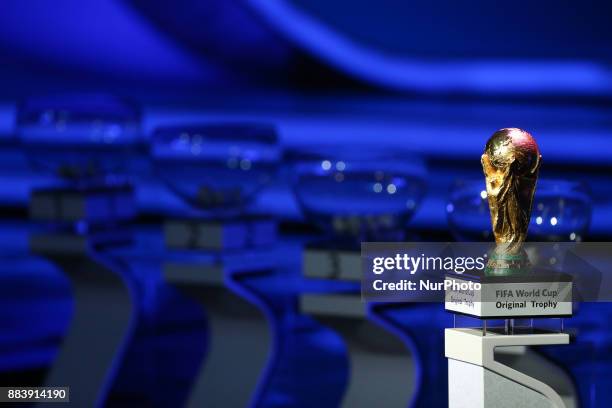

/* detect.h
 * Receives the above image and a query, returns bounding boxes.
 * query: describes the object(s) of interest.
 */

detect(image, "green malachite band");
[485,249,531,276]
[485,266,531,276]
[489,253,525,261]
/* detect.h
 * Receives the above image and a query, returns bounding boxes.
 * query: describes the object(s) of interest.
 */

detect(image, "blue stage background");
[0,1,611,407]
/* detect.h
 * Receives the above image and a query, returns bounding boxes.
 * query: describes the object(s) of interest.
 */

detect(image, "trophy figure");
[444,129,576,408]
[482,128,541,275]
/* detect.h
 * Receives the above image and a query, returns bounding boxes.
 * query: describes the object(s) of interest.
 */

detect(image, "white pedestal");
[445,328,576,408]
[164,262,272,408]
[30,233,135,407]
[301,294,415,408]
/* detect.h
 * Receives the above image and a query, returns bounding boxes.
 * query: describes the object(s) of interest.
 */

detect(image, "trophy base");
[445,268,573,319]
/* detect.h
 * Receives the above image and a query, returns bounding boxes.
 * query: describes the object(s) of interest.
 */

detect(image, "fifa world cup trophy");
[481,128,541,275]
[445,128,574,408]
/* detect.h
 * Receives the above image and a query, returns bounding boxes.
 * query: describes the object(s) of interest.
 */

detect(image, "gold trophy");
[481,128,541,275]
[446,127,572,323]
[444,130,574,408]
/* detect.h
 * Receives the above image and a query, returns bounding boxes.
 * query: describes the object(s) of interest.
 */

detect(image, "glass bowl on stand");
[288,144,442,407]
[150,122,286,408]
[291,145,427,245]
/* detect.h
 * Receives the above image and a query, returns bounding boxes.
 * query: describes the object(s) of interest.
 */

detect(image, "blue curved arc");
[248,0,612,95]
[367,303,423,408]
[225,271,280,408]
[88,250,141,408]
